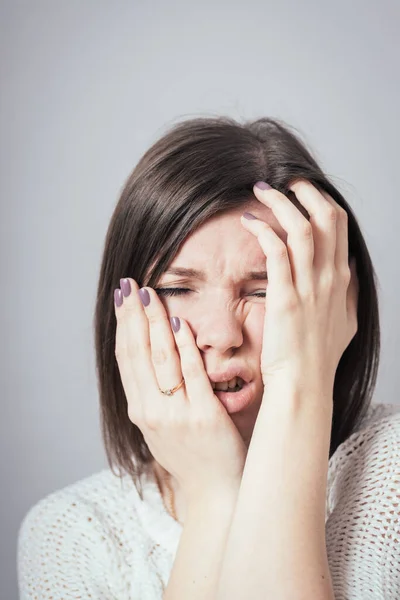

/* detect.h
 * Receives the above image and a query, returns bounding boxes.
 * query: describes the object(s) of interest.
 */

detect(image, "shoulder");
[326,402,400,598]
[17,468,149,598]
[328,401,400,494]
[18,468,136,540]
[328,401,400,512]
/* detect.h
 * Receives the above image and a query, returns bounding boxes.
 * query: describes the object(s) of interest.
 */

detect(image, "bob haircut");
[93,116,380,495]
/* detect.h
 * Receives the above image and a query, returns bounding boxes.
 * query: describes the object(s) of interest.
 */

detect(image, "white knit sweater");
[17,402,400,600]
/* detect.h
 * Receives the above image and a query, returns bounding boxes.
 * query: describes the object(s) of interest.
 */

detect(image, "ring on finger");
[159,377,185,396]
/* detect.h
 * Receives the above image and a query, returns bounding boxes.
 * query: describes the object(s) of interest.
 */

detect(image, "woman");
[17,116,400,599]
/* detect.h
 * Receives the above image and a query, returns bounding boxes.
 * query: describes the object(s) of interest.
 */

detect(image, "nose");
[195,305,245,353]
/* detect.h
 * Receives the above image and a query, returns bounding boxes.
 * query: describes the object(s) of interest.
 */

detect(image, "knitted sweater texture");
[17,402,400,599]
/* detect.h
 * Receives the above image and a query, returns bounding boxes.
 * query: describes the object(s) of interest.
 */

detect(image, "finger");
[115,278,167,420]
[319,189,350,274]
[138,285,186,400]
[253,182,314,290]
[286,180,338,273]
[240,214,294,303]
[169,315,217,411]
[114,284,144,422]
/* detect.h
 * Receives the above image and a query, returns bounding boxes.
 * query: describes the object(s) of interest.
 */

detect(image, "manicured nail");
[255,181,272,190]
[242,212,258,220]
[114,289,123,307]
[170,317,180,332]
[138,288,150,307]
[120,278,131,297]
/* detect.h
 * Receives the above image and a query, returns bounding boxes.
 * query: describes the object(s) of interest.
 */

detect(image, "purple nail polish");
[138,288,150,307]
[120,278,131,297]
[170,317,180,332]
[114,289,123,307]
[255,181,272,190]
[243,212,258,220]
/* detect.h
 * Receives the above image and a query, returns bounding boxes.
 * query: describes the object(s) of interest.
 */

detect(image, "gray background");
[1,0,399,598]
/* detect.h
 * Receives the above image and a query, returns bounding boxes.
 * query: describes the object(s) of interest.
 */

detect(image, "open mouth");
[210,376,245,393]
[212,379,254,414]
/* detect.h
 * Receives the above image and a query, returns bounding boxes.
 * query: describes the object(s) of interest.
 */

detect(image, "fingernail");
[170,317,180,332]
[243,212,258,220]
[138,288,150,307]
[114,289,123,307]
[120,278,131,297]
[255,181,272,190]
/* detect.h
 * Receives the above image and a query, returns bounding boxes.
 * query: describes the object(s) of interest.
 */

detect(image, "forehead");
[168,201,287,277]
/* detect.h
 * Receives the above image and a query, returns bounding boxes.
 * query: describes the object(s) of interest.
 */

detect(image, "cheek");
[160,298,189,319]
[157,296,182,314]
[159,296,266,343]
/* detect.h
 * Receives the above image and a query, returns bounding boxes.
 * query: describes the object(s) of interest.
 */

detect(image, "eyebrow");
[163,267,268,281]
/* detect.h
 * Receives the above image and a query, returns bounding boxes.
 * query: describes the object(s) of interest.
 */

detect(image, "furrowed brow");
[163,267,268,280]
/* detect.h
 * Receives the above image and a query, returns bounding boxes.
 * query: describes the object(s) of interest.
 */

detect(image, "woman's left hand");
[241,180,359,393]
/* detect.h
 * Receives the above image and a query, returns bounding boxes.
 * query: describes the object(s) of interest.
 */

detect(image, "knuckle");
[151,345,169,366]
[341,266,352,284]
[170,412,187,430]
[297,284,316,306]
[277,289,298,311]
[127,404,140,425]
[274,243,288,261]
[143,409,161,431]
[325,206,338,224]
[300,220,313,239]
[174,336,190,355]
[184,359,202,380]
[286,295,299,311]
[148,313,169,328]
[127,337,147,359]
[322,269,335,290]
[146,311,160,326]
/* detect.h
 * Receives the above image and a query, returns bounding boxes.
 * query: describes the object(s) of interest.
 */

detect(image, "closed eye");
[154,287,266,298]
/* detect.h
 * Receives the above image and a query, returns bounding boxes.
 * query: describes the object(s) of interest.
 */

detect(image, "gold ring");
[159,377,185,396]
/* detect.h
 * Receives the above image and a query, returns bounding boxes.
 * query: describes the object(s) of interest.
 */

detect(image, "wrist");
[185,483,240,515]
[262,374,334,413]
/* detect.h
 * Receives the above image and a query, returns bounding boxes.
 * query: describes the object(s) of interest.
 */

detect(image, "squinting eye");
[154,287,266,298]
[154,287,190,297]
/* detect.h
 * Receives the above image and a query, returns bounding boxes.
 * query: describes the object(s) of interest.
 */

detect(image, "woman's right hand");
[114,277,247,503]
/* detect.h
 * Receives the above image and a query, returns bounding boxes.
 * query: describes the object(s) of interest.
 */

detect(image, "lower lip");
[213,380,255,414]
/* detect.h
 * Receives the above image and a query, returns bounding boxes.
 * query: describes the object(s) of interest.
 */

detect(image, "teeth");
[212,376,244,391]
[215,381,229,391]
[228,377,237,389]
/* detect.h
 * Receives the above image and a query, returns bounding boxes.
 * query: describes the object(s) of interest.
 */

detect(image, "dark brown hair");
[93,115,380,491]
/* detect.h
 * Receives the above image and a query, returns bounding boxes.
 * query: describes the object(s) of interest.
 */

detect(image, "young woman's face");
[153,199,288,447]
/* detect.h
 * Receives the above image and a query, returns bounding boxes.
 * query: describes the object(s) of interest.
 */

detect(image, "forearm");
[216,379,335,600]
[164,486,239,600]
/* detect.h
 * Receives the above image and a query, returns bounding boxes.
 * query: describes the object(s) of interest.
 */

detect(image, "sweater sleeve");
[326,407,400,600]
[17,490,135,599]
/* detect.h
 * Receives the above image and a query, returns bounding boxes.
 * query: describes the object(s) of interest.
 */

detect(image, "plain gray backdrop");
[1,0,399,598]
